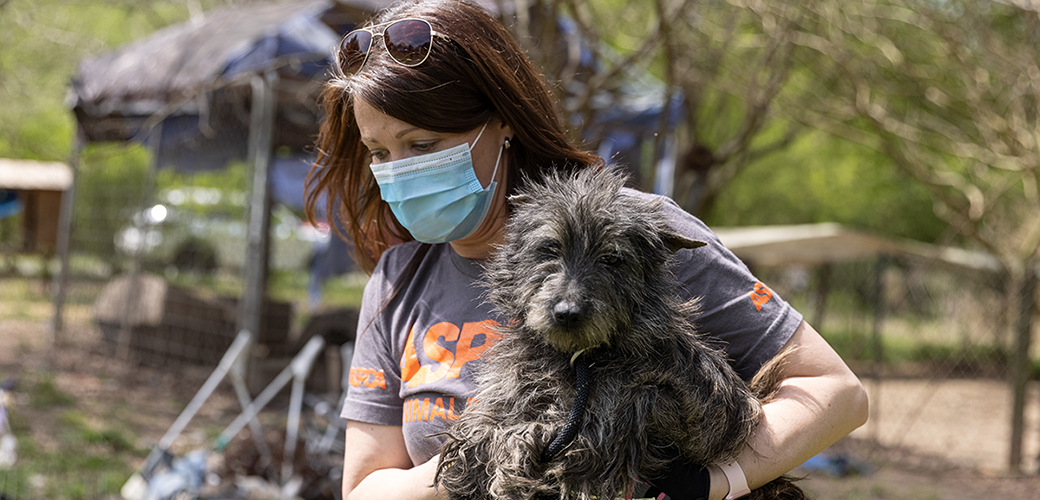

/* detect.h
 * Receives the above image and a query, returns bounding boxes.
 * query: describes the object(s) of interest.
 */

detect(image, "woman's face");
[353,97,514,256]
[354,97,510,189]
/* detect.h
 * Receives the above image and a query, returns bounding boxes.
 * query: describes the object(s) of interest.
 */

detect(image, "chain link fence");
[30,154,1038,472]
[756,253,1037,473]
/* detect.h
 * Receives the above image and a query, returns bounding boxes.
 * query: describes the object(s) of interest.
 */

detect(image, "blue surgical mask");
[370,123,503,244]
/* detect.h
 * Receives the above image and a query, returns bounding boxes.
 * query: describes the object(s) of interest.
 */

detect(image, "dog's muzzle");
[553,300,584,328]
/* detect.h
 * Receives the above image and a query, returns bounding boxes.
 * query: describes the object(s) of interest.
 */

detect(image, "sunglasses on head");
[338,18,448,75]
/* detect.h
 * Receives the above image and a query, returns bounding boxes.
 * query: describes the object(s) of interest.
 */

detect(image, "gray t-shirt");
[341,189,803,466]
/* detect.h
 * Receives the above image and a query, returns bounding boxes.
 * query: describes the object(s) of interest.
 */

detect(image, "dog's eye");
[599,254,621,265]
[537,241,562,257]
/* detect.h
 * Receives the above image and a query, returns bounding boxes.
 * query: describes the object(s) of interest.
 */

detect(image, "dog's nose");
[553,301,583,328]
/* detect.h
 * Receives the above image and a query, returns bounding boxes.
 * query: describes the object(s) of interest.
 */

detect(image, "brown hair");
[304,0,603,273]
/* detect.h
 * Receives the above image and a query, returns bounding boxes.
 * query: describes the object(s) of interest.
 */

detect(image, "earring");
[504,137,511,149]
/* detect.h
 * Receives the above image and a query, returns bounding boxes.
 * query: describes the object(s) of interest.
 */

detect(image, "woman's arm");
[708,320,868,500]
[342,420,446,500]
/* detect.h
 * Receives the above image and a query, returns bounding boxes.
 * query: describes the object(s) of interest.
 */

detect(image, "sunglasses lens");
[339,29,373,73]
[383,20,433,66]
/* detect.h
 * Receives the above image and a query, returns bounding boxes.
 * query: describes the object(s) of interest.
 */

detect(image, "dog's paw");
[437,437,491,500]
[745,475,808,500]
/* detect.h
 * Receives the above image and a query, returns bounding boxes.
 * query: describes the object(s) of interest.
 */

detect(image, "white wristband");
[719,461,751,500]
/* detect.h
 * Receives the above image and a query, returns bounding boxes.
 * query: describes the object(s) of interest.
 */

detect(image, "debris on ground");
[0,379,17,470]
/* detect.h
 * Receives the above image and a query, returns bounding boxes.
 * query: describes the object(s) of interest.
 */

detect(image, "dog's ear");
[508,193,532,207]
[660,230,708,253]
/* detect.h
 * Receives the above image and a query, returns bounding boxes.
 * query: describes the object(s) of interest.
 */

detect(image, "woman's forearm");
[709,321,868,500]
[341,421,446,500]
[741,368,868,487]
[346,457,445,500]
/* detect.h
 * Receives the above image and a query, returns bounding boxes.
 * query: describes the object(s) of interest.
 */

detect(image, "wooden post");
[1010,262,1037,471]
[868,255,887,445]
[813,263,832,330]
[237,69,277,373]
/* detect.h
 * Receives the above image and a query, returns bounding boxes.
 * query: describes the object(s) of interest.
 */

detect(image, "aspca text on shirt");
[349,320,502,423]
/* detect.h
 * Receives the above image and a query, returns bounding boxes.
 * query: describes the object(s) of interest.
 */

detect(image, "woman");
[304,1,867,499]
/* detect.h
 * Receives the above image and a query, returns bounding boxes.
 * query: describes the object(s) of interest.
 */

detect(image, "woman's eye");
[368,150,388,162]
[413,142,437,153]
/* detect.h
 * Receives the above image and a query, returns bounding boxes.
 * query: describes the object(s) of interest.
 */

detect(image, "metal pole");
[116,121,162,361]
[229,358,273,468]
[140,330,253,478]
[50,128,85,342]
[237,69,277,383]
[283,334,326,482]
[214,335,325,456]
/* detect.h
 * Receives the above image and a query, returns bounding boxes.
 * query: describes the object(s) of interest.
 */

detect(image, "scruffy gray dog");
[436,168,805,500]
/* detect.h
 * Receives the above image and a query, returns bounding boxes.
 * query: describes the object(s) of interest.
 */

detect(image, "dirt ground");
[6,316,1040,499]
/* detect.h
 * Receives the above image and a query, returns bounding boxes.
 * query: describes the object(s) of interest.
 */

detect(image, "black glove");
[636,451,710,500]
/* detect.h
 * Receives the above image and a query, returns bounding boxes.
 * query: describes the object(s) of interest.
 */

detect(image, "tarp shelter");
[71,0,341,162]
[0,158,73,256]
[713,222,1002,274]
[59,0,359,340]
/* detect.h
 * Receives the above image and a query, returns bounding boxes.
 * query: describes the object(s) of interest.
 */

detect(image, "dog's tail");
[747,346,798,403]
[746,347,811,500]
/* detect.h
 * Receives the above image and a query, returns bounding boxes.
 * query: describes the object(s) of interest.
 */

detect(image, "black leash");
[542,350,592,462]
[536,350,710,500]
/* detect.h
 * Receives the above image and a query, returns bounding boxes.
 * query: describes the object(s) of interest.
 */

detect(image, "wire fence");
[757,256,1037,473]
[56,141,322,364]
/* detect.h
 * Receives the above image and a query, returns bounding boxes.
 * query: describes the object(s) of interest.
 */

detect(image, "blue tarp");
[0,190,21,220]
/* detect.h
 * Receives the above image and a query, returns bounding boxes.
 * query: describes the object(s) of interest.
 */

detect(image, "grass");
[27,374,76,410]
[160,262,367,305]
[0,278,52,323]
[776,271,1023,377]
[0,267,368,499]
[2,374,142,500]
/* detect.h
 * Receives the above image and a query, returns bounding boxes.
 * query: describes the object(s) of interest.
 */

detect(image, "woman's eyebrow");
[395,127,421,139]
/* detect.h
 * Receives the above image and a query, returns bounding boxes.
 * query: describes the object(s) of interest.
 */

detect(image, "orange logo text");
[401,321,502,389]
[749,282,773,311]
[403,396,475,423]
[349,367,387,389]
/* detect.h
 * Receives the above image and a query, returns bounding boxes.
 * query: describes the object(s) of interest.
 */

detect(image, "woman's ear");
[498,120,514,146]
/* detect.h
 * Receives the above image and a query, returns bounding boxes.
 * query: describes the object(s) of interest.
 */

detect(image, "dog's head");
[484,167,705,353]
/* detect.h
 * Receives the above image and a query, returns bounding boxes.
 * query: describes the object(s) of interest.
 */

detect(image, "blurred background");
[1,0,1039,498]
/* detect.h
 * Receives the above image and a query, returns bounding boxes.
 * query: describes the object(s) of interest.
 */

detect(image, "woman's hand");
[342,420,446,500]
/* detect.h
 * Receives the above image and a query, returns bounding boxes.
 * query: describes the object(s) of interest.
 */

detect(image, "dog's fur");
[436,168,806,500]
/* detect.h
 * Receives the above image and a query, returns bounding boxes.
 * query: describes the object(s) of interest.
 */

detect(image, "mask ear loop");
[485,141,504,190]
[469,122,490,150]
[468,122,503,190]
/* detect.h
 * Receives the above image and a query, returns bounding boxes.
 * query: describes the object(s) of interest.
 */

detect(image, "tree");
[502,0,812,216]
[786,0,1040,470]
[0,0,247,161]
